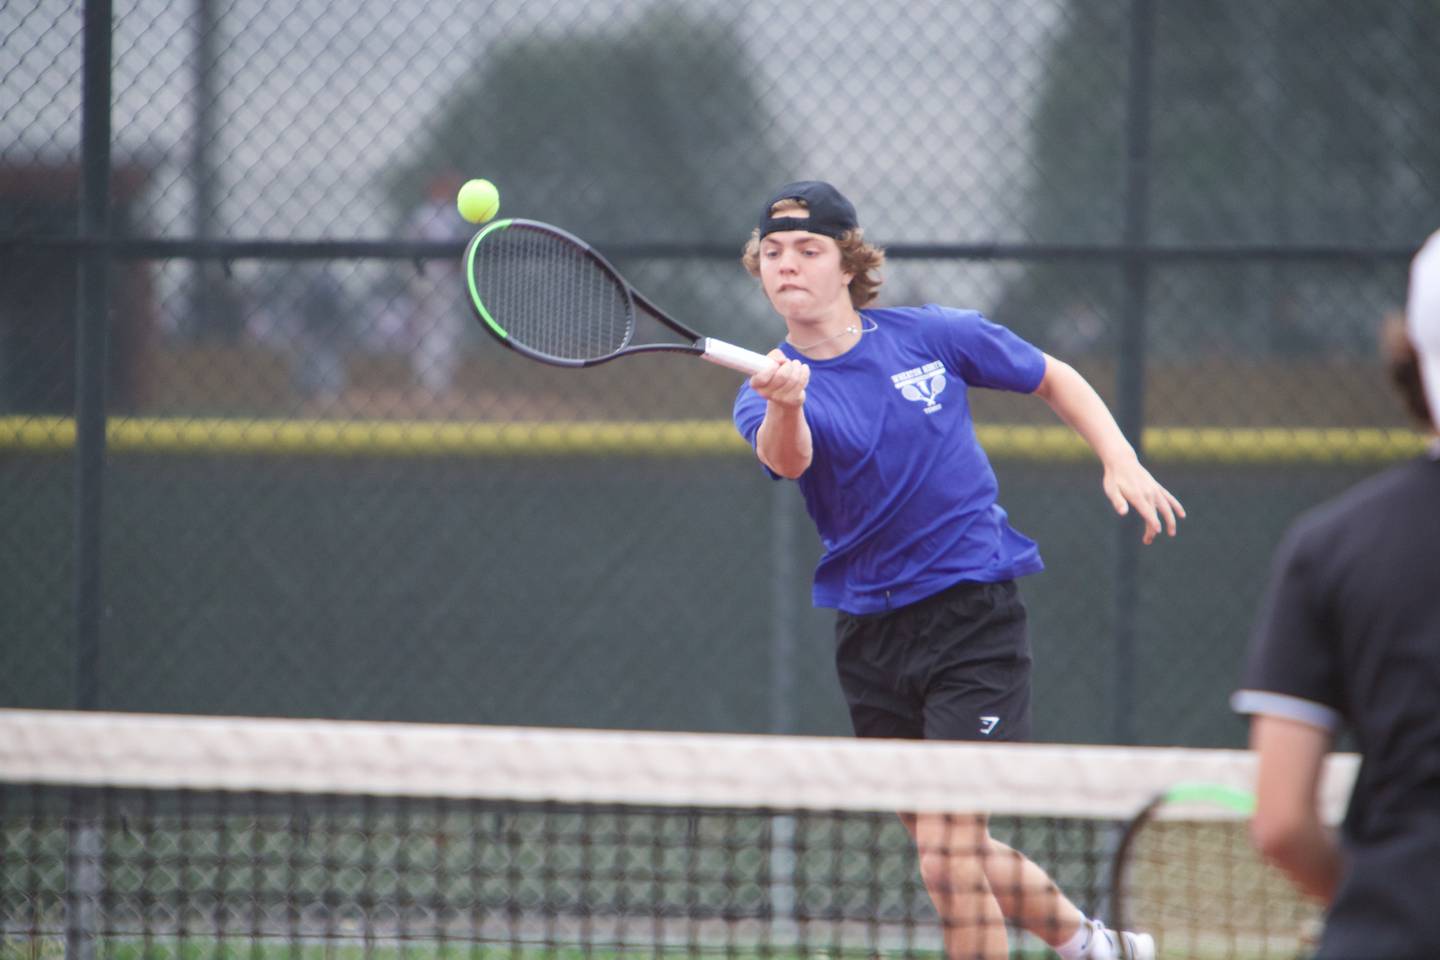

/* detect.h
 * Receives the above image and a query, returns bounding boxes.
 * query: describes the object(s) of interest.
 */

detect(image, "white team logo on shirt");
[891,360,947,414]
[979,716,1000,735]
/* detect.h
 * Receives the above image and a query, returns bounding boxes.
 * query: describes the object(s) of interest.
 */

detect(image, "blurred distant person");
[1233,229,1440,959]
[405,172,469,395]
[248,264,348,404]
[363,267,415,355]
[293,265,349,403]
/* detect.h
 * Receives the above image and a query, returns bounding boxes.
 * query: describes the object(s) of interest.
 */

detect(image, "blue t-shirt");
[733,304,1047,614]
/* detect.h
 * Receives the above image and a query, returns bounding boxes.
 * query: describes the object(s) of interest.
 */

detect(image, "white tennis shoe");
[1083,919,1155,960]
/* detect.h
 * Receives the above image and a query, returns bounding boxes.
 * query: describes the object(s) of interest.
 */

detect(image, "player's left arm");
[1248,713,1343,903]
[1030,353,1185,543]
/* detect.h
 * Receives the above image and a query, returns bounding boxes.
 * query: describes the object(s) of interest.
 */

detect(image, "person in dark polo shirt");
[1233,229,1440,959]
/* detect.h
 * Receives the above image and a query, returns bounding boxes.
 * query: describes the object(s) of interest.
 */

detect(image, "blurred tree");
[385,9,786,248]
[1001,0,1440,359]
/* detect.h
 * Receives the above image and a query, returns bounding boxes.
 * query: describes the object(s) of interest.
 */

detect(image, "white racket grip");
[698,337,773,376]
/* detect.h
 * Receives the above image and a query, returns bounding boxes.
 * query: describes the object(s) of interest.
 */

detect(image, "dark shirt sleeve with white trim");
[1231,522,1345,732]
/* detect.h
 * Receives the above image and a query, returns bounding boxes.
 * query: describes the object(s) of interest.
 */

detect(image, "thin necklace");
[788,316,879,352]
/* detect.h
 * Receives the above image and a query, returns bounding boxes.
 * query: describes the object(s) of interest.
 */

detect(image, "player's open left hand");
[749,349,809,409]
[1103,459,1185,544]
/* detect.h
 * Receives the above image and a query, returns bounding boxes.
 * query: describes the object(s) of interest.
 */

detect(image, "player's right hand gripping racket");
[464,218,772,376]
[1110,783,1322,959]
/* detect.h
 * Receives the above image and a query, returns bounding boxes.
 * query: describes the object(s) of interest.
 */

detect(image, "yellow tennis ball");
[456,178,500,224]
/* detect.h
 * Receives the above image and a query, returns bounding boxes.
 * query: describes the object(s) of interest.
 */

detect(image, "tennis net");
[0,710,1356,960]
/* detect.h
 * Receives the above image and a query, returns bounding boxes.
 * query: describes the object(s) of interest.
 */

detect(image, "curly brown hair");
[1381,310,1435,428]
[741,199,886,308]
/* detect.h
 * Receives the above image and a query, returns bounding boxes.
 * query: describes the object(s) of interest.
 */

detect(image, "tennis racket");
[1110,783,1321,959]
[463,218,772,375]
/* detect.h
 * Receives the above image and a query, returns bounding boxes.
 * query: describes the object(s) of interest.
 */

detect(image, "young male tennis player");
[1233,230,1440,959]
[732,181,1183,960]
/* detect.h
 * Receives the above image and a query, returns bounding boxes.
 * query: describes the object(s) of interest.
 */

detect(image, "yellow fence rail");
[0,416,1426,463]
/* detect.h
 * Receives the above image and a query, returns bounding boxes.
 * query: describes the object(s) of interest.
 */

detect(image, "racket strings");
[471,226,634,362]
[1121,819,1319,958]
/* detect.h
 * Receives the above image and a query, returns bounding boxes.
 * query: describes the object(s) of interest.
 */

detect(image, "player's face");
[758,231,854,322]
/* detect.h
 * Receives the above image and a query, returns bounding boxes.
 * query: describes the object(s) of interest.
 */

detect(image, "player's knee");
[917,846,989,896]
[914,814,990,892]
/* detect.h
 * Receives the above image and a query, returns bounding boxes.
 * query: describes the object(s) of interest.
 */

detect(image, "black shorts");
[834,579,1032,742]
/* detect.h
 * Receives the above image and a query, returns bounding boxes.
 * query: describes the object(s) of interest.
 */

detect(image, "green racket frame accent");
[1160,781,1256,815]
[465,218,515,339]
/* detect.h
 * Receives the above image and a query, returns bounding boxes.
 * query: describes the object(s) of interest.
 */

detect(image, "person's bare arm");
[1248,714,1344,903]
[1031,354,1185,543]
[751,350,812,478]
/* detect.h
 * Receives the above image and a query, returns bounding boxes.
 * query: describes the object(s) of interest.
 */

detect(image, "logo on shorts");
[891,361,947,414]
[978,716,1000,736]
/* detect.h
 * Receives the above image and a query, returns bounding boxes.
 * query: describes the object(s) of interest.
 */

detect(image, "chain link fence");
[3,0,1437,746]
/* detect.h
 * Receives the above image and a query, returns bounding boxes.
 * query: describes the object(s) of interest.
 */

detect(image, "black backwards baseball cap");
[758,181,859,240]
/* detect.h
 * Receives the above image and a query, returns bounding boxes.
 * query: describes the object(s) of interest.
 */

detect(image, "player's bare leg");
[903,814,1152,959]
[981,835,1085,944]
[908,812,1010,960]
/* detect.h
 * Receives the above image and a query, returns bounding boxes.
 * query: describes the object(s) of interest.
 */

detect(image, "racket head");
[464,218,638,367]
[1110,782,1321,959]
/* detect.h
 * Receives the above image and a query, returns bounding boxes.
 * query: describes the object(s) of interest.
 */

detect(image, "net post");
[1112,0,1157,747]
[69,2,113,953]
[768,483,799,939]
[63,793,101,960]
